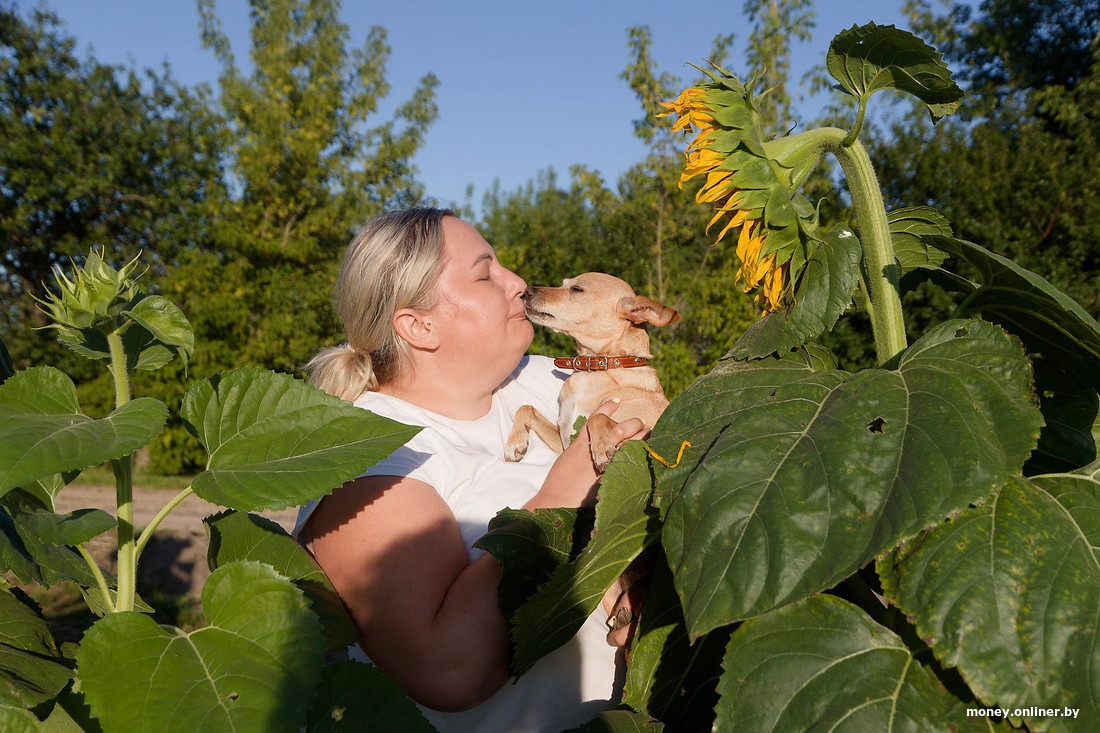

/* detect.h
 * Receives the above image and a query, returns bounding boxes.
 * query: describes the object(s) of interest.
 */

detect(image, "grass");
[71,465,195,491]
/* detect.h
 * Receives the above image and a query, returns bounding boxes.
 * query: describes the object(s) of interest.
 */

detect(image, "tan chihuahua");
[505,272,679,649]
[504,272,679,471]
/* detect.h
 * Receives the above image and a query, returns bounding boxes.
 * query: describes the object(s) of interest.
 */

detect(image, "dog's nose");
[523,286,539,299]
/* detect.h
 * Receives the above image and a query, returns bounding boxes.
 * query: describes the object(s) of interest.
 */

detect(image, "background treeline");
[3,0,1097,473]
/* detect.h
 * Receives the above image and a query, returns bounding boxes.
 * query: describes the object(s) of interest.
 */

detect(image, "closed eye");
[570,286,584,293]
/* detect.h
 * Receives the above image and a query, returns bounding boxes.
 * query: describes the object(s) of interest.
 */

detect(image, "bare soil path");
[50,484,299,599]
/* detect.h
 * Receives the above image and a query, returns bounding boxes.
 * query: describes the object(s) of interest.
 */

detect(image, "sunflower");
[660,73,814,314]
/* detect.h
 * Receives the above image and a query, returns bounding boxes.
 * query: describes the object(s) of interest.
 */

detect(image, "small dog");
[505,272,679,471]
[505,272,679,650]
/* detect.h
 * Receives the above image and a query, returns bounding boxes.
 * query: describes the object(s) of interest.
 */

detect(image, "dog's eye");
[570,286,585,293]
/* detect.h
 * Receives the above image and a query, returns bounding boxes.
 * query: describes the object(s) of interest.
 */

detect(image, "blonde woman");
[298,208,645,732]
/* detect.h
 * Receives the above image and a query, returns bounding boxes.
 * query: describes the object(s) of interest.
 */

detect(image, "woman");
[298,208,645,731]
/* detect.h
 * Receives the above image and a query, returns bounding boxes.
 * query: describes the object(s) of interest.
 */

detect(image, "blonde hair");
[307,207,454,401]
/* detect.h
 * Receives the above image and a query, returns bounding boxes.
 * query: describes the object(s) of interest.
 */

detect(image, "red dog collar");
[553,356,649,371]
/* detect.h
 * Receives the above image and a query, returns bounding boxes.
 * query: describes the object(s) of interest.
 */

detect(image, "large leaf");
[77,561,324,732]
[0,367,167,497]
[928,234,1100,387]
[622,553,730,731]
[508,442,660,676]
[888,206,951,276]
[827,22,964,120]
[182,367,420,511]
[475,506,592,619]
[11,508,115,546]
[654,319,1040,638]
[205,510,359,654]
[122,294,194,370]
[716,595,993,731]
[727,226,861,359]
[568,710,664,731]
[0,503,109,588]
[881,472,1100,731]
[305,660,432,732]
[0,588,72,709]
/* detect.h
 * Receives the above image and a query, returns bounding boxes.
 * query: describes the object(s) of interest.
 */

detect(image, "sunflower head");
[37,249,144,335]
[661,66,822,313]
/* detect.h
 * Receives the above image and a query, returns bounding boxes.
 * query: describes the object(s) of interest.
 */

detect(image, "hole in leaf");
[954,326,969,338]
[866,417,886,433]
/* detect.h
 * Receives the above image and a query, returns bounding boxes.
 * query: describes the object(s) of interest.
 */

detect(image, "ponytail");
[307,207,453,401]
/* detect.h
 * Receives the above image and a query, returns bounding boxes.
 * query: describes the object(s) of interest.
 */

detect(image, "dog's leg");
[505,405,564,461]
[584,412,620,472]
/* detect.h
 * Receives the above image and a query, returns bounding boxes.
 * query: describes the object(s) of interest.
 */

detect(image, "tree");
[159,0,440,378]
[0,2,224,375]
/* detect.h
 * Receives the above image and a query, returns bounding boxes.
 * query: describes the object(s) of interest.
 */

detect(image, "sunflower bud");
[37,249,144,338]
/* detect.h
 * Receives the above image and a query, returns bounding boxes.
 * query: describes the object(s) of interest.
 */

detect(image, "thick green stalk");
[107,331,136,612]
[824,136,908,363]
[765,127,907,362]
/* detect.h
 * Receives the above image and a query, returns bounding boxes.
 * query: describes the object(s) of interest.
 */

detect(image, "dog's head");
[524,272,679,355]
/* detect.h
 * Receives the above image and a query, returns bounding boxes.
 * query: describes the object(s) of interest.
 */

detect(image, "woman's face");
[426,217,533,377]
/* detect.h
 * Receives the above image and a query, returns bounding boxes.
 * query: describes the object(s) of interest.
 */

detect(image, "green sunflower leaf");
[0,367,167,498]
[888,206,951,276]
[0,587,72,709]
[827,22,964,121]
[77,561,324,732]
[10,508,115,546]
[122,294,194,371]
[182,367,420,511]
[568,709,665,731]
[205,510,360,654]
[655,319,1040,638]
[508,442,660,677]
[726,226,861,360]
[475,507,591,620]
[716,595,994,732]
[881,472,1100,731]
[305,660,432,732]
[622,554,730,731]
[927,234,1100,388]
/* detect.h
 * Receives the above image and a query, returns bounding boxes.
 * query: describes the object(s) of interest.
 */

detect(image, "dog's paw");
[504,442,528,462]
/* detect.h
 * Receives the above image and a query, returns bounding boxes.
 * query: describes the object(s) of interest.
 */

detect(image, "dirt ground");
[51,484,299,599]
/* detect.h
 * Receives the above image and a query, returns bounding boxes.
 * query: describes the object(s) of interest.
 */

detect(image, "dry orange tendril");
[646,440,692,468]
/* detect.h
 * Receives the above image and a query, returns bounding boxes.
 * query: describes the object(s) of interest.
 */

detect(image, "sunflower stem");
[824,134,907,363]
[107,330,136,612]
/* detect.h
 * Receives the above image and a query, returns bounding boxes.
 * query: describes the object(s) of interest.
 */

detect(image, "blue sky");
[39,0,914,216]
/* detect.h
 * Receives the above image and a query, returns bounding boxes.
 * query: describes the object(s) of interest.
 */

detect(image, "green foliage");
[0,249,427,729]
[717,595,991,731]
[882,472,1100,730]
[77,562,324,732]
[483,20,1100,731]
[0,2,224,378]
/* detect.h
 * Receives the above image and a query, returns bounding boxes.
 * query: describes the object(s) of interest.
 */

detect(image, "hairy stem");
[767,127,907,362]
[135,486,194,560]
[107,331,136,612]
[77,544,115,613]
[825,135,907,363]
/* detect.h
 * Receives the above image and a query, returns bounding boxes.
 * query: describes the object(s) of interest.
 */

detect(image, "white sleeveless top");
[296,355,621,732]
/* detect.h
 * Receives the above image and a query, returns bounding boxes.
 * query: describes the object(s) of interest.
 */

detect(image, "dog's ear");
[616,295,680,327]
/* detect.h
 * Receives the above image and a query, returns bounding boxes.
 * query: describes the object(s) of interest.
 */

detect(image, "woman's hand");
[527,400,648,509]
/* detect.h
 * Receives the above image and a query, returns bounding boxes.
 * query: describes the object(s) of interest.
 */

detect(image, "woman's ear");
[393,308,440,350]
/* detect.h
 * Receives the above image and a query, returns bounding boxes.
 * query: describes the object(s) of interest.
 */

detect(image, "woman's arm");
[303,473,510,712]
[301,412,646,711]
